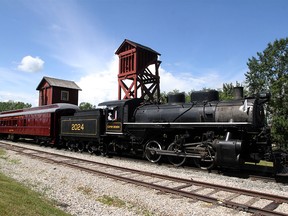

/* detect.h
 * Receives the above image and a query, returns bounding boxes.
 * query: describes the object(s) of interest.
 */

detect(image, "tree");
[218,81,245,100]
[245,38,288,148]
[79,102,96,110]
[219,83,234,100]
[158,91,168,103]
[0,100,32,112]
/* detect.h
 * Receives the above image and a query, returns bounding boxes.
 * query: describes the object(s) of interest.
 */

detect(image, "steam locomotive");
[0,87,287,175]
[60,87,284,173]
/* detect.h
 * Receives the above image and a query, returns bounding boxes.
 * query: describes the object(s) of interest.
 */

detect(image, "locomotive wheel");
[87,142,102,156]
[167,142,186,167]
[144,140,162,163]
[193,144,216,170]
[76,142,85,153]
[87,142,95,154]
[67,141,75,151]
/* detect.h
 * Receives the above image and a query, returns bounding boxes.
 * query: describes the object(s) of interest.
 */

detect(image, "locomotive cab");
[98,98,143,135]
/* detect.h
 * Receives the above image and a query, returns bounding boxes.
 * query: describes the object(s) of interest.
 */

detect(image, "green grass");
[245,160,274,167]
[0,148,153,215]
[0,172,70,216]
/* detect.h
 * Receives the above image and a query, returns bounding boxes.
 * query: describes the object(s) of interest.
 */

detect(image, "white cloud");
[18,56,44,73]
[0,90,38,106]
[0,67,42,106]
[77,56,119,106]
[76,56,231,106]
[158,65,247,94]
[159,67,223,93]
[18,1,246,107]
[34,1,113,74]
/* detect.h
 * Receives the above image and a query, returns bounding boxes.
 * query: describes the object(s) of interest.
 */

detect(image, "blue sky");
[0,0,287,106]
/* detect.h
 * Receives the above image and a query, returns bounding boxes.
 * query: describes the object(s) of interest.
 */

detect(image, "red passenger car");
[0,103,79,144]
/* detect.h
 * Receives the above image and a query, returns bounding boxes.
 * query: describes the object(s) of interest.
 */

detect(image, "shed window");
[61,91,69,101]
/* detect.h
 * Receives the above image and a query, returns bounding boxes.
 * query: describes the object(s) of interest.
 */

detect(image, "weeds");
[77,185,93,196]
[96,194,155,215]
[96,195,126,208]
[0,148,21,164]
[0,148,7,159]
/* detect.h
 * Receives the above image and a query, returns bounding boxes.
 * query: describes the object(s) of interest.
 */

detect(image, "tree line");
[0,101,31,112]
[157,81,243,104]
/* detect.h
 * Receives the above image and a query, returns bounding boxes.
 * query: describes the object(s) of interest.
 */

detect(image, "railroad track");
[1,141,288,216]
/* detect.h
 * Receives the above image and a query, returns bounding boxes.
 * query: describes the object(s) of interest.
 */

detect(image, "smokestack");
[233,87,244,99]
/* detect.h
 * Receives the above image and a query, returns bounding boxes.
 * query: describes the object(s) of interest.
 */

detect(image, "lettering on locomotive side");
[61,119,98,135]
[106,122,122,132]
[71,123,85,131]
[107,125,120,129]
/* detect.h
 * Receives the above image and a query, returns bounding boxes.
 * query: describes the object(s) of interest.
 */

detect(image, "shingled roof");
[115,39,160,55]
[36,76,82,90]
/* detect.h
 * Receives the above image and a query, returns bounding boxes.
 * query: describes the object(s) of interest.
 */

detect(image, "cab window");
[107,107,118,122]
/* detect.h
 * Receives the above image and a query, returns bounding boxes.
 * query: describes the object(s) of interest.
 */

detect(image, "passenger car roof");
[0,103,79,118]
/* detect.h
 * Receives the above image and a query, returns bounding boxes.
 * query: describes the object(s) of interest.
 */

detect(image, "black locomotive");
[60,87,287,174]
[0,87,286,174]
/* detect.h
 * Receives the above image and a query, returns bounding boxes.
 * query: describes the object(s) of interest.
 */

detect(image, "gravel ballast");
[1,143,288,216]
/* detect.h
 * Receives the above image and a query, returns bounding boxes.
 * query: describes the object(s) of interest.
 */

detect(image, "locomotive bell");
[233,87,244,100]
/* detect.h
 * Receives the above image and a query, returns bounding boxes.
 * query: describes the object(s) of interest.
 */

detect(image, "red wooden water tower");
[115,39,161,102]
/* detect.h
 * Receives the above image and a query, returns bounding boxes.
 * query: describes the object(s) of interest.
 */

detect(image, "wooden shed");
[36,76,81,106]
[115,39,161,102]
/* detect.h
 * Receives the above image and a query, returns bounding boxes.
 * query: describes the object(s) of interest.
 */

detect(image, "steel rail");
[1,142,287,216]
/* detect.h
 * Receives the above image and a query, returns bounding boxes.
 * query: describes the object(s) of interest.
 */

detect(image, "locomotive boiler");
[84,87,273,171]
